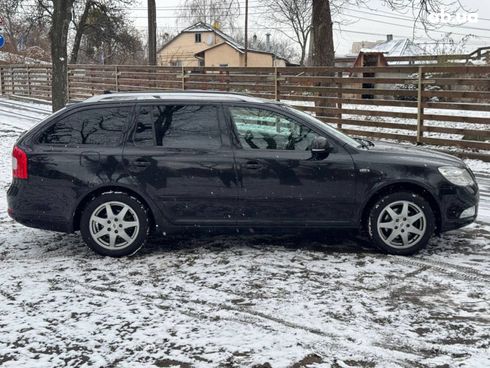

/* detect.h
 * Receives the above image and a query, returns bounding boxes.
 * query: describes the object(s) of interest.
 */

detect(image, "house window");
[195,33,201,43]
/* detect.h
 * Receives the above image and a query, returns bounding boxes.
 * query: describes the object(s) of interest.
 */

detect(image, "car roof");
[82,90,276,104]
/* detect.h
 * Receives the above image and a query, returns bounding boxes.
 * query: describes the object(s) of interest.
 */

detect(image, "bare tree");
[422,34,475,55]
[268,0,477,67]
[263,0,312,65]
[69,0,135,64]
[69,0,94,63]
[156,29,175,51]
[36,0,76,112]
[0,0,23,51]
[178,0,240,30]
[75,5,143,64]
[0,0,46,52]
[232,31,300,63]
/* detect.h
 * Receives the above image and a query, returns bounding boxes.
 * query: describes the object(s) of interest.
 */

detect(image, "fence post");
[274,67,280,101]
[0,67,4,96]
[66,66,70,102]
[27,65,31,96]
[47,66,51,101]
[181,65,185,90]
[115,65,119,92]
[337,71,343,130]
[10,66,14,96]
[416,66,424,145]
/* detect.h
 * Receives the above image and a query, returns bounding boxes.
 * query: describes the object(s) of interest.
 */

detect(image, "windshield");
[282,105,361,148]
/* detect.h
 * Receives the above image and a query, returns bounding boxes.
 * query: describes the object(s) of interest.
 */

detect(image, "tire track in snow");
[476,175,490,224]
[0,108,40,122]
[389,257,490,283]
[35,274,414,363]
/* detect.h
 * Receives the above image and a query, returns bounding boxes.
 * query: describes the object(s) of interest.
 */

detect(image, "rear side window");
[39,107,131,145]
[133,104,221,149]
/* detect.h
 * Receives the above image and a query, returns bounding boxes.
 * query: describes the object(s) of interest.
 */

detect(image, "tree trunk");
[147,0,157,65]
[50,0,75,112]
[299,44,306,66]
[310,0,335,118]
[70,1,93,64]
[311,0,334,66]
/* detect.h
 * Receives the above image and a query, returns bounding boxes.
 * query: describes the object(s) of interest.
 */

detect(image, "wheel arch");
[72,185,158,232]
[360,181,442,233]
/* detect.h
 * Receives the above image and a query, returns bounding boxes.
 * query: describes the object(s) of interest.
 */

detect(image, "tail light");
[12,146,28,179]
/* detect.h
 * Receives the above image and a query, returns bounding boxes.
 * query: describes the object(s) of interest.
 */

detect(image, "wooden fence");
[1,64,489,161]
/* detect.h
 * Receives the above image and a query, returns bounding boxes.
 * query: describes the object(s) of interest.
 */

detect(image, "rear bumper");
[7,207,72,232]
[7,179,74,233]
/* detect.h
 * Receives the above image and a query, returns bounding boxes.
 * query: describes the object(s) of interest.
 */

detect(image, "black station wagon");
[7,91,479,256]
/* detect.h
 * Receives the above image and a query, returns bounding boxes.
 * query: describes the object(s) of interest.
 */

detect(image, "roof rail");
[82,90,268,103]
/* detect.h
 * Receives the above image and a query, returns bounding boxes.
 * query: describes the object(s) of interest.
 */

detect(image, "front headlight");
[438,166,474,186]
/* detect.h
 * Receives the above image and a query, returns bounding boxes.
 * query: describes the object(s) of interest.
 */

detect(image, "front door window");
[229,106,319,151]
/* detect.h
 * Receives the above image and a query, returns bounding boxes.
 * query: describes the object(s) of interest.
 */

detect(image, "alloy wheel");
[376,200,426,249]
[89,201,140,250]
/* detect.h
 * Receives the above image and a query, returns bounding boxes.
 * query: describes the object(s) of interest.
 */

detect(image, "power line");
[341,9,490,40]
[133,23,489,43]
[343,6,490,32]
[117,10,271,19]
[347,2,490,22]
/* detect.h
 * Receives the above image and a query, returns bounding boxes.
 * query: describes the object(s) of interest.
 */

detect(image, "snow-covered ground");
[0,98,489,367]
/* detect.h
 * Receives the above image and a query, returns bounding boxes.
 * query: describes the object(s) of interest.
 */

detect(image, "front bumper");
[439,182,479,232]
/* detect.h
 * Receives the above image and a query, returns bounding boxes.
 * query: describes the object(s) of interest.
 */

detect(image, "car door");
[226,104,357,226]
[122,102,238,225]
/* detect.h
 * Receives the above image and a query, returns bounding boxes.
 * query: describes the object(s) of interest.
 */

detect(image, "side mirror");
[310,136,331,160]
[311,136,330,152]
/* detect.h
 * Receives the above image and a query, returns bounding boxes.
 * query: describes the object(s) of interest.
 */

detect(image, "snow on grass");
[0,98,489,367]
[466,159,490,175]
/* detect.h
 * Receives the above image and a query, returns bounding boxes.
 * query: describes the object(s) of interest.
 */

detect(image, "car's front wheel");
[368,192,435,255]
[80,192,149,257]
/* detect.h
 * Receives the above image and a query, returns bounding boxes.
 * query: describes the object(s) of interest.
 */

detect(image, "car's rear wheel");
[80,192,149,257]
[368,192,435,255]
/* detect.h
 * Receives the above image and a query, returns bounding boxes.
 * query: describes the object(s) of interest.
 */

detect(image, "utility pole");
[148,0,157,65]
[244,0,248,67]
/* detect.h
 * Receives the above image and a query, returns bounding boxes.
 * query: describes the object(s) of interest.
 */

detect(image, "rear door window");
[133,104,222,149]
[39,106,131,145]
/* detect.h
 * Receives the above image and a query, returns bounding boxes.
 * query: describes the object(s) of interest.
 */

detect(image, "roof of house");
[361,38,425,56]
[194,40,276,57]
[182,22,244,51]
[0,50,49,64]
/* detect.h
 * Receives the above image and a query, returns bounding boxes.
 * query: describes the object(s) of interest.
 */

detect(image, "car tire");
[80,192,150,257]
[368,192,435,255]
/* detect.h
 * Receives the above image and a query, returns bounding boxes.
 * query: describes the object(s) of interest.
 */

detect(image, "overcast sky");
[130,0,490,57]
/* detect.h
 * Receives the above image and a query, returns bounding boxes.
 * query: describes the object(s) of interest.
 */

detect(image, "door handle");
[244,160,261,170]
[132,158,151,167]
